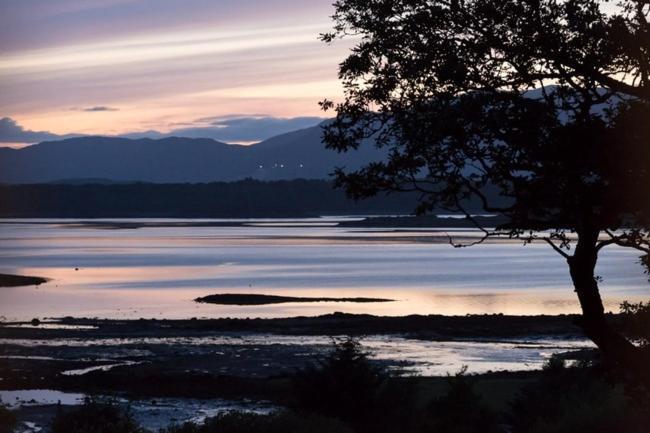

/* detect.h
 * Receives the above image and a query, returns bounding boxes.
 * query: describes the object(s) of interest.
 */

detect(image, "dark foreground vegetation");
[0,180,422,218]
[45,339,650,433]
[194,294,394,305]
[0,406,16,433]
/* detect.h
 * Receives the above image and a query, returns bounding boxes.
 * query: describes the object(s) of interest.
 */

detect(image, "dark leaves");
[321,0,650,239]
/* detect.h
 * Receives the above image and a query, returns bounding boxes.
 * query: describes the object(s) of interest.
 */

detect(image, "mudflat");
[195,293,395,305]
[0,274,48,287]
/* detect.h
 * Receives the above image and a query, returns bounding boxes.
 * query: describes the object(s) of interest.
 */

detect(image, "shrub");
[292,337,420,432]
[425,366,502,433]
[510,358,649,433]
[293,338,385,423]
[51,398,145,433]
[0,406,17,433]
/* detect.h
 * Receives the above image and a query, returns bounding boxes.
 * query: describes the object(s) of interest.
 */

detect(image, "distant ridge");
[0,124,385,184]
[0,179,421,218]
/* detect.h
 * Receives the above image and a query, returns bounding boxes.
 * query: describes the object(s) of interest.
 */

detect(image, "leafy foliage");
[321,0,650,370]
[322,0,650,245]
[619,301,650,346]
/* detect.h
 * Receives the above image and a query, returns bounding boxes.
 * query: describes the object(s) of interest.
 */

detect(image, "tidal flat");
[0,313,596,386]
[194,293,395,305]
[0,274,48,288]
[0,313,598,431]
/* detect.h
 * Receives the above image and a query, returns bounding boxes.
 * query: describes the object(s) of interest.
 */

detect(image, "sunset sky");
[0,0,350,144]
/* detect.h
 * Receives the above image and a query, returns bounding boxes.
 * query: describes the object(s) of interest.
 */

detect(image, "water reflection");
[0,219,648,320]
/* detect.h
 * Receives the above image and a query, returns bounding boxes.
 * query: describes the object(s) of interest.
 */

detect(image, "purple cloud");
[71,106,120,112]
[0,117,78,143]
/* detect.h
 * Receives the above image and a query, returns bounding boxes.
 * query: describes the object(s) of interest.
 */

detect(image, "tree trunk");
[568,227,644,376]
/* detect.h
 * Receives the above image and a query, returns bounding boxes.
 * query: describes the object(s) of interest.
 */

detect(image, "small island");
[0,273,48,287]
[195,293,395,305]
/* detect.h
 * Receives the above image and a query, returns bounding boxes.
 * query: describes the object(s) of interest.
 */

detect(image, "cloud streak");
[0,1,347,136]
[0,23,328,74]
[73,106,120,112]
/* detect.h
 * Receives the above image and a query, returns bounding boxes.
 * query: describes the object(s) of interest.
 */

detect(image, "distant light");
[299,164,304,168]
[259,165,263,168]
[280,164,284,168]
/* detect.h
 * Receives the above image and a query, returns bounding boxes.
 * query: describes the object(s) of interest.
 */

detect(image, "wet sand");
[0,313,586,340]
[0,314,594,389]
[0,313,600,431]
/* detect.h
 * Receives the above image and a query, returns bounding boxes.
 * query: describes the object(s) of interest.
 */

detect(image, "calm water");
[0,218,648,321]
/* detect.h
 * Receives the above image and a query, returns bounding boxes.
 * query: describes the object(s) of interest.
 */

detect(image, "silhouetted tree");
[321,0,650,374]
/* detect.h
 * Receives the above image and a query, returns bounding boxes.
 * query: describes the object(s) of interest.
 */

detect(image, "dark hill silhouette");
[0,124,385,183]
[0,180,421,218]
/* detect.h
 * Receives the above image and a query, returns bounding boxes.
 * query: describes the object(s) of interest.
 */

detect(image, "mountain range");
[0,123,385,184]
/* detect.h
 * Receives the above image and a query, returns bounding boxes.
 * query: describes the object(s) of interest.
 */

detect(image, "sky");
[0,0,350,145]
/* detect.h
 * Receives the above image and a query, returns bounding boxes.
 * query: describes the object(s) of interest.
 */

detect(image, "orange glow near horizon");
[0,0,628,141]
[0,1,348,139]
[12,79,342,137]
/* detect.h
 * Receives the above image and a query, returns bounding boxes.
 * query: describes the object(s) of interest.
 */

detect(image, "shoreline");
[0,273,48,288]
[0,312,599,430]
[0,215,500,230]
[0,313,590,340]
[194,293,395,305]
[0,313,595,399]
